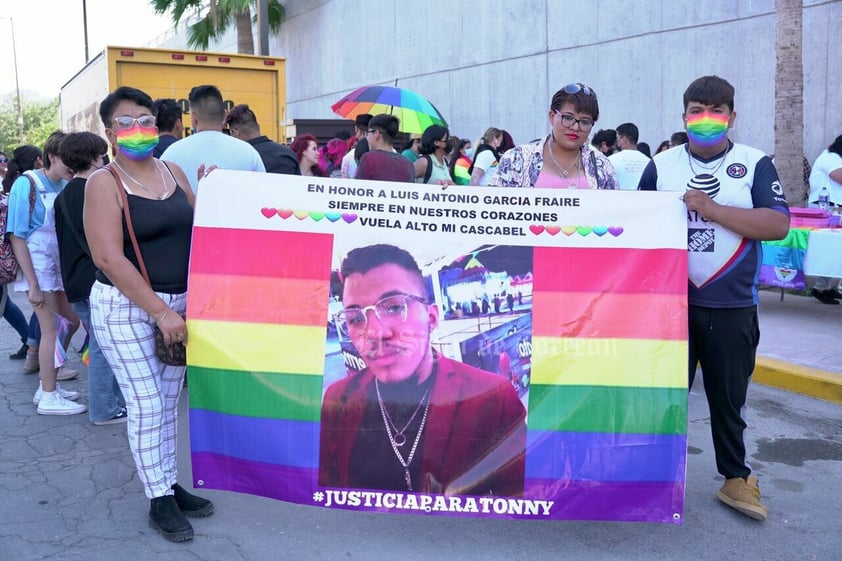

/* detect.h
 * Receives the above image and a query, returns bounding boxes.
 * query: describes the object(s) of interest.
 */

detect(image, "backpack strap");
[423,154,433,183]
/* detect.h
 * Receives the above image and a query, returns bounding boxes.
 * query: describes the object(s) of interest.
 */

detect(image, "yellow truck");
[60,46,286,140]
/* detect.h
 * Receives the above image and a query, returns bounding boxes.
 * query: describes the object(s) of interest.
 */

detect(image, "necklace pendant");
[404,469,412,491]
[393,433,407,447]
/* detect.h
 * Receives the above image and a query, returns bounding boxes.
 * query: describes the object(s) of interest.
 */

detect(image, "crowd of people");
[0,73,836,540]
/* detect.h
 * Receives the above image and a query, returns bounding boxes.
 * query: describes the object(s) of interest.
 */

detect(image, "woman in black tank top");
[83,86,212,543]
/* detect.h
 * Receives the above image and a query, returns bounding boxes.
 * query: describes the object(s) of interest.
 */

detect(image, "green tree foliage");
[150,0,284,54]
[0,95,59,155]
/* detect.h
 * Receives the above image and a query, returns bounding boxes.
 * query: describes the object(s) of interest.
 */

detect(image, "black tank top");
[96,186,194,293]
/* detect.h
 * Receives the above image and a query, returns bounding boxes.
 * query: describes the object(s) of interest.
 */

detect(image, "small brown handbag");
[107,165,187,366]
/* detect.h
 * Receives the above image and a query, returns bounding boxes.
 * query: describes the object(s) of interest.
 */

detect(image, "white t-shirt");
[160,130,266,192]
[472,150,498,186]
[808,149,842,205]
[608,149,651,190]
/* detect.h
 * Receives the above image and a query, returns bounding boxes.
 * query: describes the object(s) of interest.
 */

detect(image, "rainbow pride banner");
[187,171,688,523]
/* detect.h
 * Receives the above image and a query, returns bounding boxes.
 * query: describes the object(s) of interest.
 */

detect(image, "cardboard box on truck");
[60,46,286,141]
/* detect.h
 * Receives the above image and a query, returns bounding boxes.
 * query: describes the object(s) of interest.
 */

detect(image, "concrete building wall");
[158,0,840,162]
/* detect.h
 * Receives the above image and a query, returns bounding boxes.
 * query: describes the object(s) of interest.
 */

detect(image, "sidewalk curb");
[754,356,842,404]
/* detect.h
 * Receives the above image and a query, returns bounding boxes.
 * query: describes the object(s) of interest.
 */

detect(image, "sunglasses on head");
[563,83,596,98]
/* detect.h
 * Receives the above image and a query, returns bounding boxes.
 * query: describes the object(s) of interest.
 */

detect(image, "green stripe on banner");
[763,227,809,249]
[527,384,687,435]
[188,366,324,421]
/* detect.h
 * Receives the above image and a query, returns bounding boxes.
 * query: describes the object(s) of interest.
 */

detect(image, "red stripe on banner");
[532,292,687,339]
[190,227,333,279]
[187,273,329,325]
[533,247,687,294]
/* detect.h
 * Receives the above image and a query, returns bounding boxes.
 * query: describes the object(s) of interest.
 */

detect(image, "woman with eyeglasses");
[5,136,84,415]
[84,86,211,542]
[489,83,618,189]
[414,124,454,185]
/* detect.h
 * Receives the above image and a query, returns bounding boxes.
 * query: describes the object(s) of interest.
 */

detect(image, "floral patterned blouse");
[488,135,618,189]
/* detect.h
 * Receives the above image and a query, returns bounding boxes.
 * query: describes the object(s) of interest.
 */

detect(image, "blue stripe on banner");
[189,409,319,469]
[525,431,687,482]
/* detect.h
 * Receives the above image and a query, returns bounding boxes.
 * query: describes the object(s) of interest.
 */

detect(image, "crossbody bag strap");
[106,164,151,286]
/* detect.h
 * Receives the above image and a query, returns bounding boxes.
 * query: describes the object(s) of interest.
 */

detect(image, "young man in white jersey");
[638,75,789,521]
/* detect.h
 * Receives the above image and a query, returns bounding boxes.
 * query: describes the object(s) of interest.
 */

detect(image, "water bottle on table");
[818,186,830,210]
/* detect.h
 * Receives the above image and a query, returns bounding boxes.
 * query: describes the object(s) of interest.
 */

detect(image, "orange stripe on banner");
[190,227,334,279]
[533,247,687,294]
[532,292,688,340]
[188,273,330,326]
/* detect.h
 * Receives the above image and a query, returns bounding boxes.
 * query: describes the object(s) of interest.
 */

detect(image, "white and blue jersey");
[638,142,789,307]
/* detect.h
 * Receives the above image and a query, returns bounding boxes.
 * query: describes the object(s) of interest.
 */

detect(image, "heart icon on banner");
[309,212,325,221]
[294,210,309,220]
[342,213,358,223]
[593,226,608,236]
[261,208,277,218]
[576,226,592,236]
[325,213,342,222]
[561,226,577,236]
[529,225,545,235]
[545,225,561,236]
[278,209,293,219]
[608,226,624,237]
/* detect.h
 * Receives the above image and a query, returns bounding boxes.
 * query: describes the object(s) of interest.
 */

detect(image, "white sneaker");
[33,382,80,405]
[56,367,79,381]
[36,391,87,416]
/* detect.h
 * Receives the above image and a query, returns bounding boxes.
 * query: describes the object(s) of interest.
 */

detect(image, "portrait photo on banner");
[319,237,533,496]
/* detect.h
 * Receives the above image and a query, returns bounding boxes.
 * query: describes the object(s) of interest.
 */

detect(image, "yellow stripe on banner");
[187,319,326,375]
[531,337,688,388]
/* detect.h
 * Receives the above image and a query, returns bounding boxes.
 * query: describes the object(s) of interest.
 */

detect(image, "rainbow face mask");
[115,125,159,161]
[685,112,730,147]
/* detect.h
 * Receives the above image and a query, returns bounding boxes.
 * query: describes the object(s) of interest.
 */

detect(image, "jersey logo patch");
[771,180,784,196]
[727,163,747,178]
[687,173,720,199]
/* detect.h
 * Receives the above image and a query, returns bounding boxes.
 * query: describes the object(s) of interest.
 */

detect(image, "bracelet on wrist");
[156,310,169,325]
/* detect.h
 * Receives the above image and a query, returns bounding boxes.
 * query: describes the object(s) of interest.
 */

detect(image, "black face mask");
[442,139,453,153]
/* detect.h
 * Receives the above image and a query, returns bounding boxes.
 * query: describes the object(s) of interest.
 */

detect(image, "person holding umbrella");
[355,114,414,183]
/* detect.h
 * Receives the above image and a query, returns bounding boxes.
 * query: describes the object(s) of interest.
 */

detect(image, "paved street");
[1,291,841,561]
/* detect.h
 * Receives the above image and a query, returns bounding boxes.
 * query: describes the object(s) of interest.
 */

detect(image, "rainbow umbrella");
[331,85,448,134]
[453,155,472,185]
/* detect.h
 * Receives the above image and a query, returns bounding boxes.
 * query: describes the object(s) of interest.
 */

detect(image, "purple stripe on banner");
[189,409,319,469]
[192,452,318,503]
[524,478,684,523]
[525,431,687,482]
[191,453,683,522]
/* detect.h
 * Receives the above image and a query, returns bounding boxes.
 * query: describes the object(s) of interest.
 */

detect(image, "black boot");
[172,483,214,518]
[149,495,194,542]
[9,343,27,360]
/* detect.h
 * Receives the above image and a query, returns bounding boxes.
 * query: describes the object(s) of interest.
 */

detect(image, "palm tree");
[773,0,804,206]
[150,0,285,54]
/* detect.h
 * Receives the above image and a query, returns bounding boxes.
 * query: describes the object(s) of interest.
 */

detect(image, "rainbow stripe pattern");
[187,235,688,523]
[115,125,159,161]
[452,156,472,185]
[527,246,688,521]
[684,112,729,147]
[186,173,688,523]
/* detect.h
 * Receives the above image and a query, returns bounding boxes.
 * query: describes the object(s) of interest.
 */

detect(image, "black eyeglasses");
[562,83,596,98]
[554,111,595,132]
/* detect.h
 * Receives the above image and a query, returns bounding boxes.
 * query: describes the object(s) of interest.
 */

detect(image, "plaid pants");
[90,281,187,499]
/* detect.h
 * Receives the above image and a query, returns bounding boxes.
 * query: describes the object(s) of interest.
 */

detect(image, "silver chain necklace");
[112,159,169,200]
[375,379,431,492]
[688,147,728,177]
[547,136,580,177]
